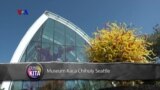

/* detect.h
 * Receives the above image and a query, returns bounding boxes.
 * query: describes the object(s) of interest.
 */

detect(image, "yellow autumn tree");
[86,23,153,87]
[87,23,152,63]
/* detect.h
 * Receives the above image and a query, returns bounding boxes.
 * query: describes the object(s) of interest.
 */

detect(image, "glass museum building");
[1,11,110,90]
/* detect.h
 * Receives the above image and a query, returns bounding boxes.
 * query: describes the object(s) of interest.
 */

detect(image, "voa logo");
[17,9,29,15]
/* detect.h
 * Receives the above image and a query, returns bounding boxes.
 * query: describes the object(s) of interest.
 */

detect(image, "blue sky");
[0,0,160,62]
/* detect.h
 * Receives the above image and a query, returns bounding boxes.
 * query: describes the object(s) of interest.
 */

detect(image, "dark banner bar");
[0,62,160,81]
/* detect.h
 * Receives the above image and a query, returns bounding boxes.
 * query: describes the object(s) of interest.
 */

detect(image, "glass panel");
[32,26,42,42]
[53,44,65,61]
[65,80,92,90]
[42,19,54,43]
[76,34,86,47]
[26,42,41,62]
[39,80,65,90]
[41,42,53,61]
[11,81,22,90]
[65,27,75,46]
[54,21,65,45]
[88,80,113,89]
[76,47,88,62]
[22,81,39,90]
[65,45,76,62]
[20,51,26,62]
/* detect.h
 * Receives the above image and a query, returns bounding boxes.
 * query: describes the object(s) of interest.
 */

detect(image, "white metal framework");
[1,11,90,90]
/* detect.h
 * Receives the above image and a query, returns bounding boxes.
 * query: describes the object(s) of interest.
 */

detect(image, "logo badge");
[17,9,29,15]
[26,63,43,80]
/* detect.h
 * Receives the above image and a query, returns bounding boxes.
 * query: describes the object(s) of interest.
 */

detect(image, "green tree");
[147,24,160,59]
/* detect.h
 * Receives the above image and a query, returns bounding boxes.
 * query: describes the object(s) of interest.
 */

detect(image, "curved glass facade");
[19,18,88,63]
[9,12,111,90]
